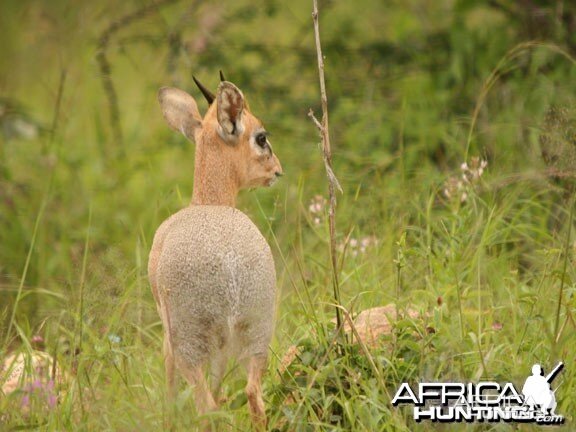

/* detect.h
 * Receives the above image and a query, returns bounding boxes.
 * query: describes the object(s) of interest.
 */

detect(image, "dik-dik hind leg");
[179,363,218,415]
[245,355,267,431]
[163,336,176,401]
[210,354,227,404]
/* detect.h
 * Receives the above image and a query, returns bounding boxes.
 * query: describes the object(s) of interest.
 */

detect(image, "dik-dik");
[148,76,282,429]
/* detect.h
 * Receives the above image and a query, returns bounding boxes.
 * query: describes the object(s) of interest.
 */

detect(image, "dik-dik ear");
[217,81,245,141]
[158,87,202,141]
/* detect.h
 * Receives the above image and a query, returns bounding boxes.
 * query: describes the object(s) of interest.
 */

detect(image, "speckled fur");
[150,205,276,368]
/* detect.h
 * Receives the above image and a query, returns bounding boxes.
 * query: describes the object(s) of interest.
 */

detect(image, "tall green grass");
[1,0,576,430]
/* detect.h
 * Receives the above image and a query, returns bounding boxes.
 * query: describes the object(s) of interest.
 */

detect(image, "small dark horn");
[193,76,215,104]
[219,70,226,82]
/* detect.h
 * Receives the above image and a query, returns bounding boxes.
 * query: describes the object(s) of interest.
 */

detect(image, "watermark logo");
[392,362,565,424]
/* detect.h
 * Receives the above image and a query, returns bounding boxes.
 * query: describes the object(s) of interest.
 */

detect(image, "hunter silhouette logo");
[392,362,565,424]
[522,362,563,416]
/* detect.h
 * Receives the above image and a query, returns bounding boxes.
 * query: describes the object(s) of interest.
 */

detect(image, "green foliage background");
[1,0,576,430]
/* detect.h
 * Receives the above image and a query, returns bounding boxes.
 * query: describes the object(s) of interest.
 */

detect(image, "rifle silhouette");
[545,362,564,384]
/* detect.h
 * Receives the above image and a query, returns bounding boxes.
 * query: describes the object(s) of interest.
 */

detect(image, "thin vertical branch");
[308,0,344,344]
[96,0,180,152]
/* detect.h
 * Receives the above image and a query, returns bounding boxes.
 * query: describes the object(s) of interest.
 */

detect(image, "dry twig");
[308,0,344,344]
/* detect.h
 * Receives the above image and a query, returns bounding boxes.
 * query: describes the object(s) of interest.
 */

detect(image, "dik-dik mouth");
[268,173,284,186]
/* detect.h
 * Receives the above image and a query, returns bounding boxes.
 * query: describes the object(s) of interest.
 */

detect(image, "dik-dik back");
[149,75,282,429]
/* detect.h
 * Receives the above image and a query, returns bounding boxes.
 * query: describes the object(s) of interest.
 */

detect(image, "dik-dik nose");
[272,154,283,178]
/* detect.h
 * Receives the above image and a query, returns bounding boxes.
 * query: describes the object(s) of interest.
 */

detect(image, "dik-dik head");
[158,76,283,191]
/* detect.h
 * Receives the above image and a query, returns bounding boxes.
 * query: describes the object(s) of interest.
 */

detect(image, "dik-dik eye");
[255,133,267,148]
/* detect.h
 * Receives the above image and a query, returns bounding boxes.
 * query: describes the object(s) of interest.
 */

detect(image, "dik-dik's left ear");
[158,87,203,141]
[217,81,244,142]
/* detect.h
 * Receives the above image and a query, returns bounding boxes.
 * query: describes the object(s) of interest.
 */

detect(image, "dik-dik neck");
[191,142,240,207]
